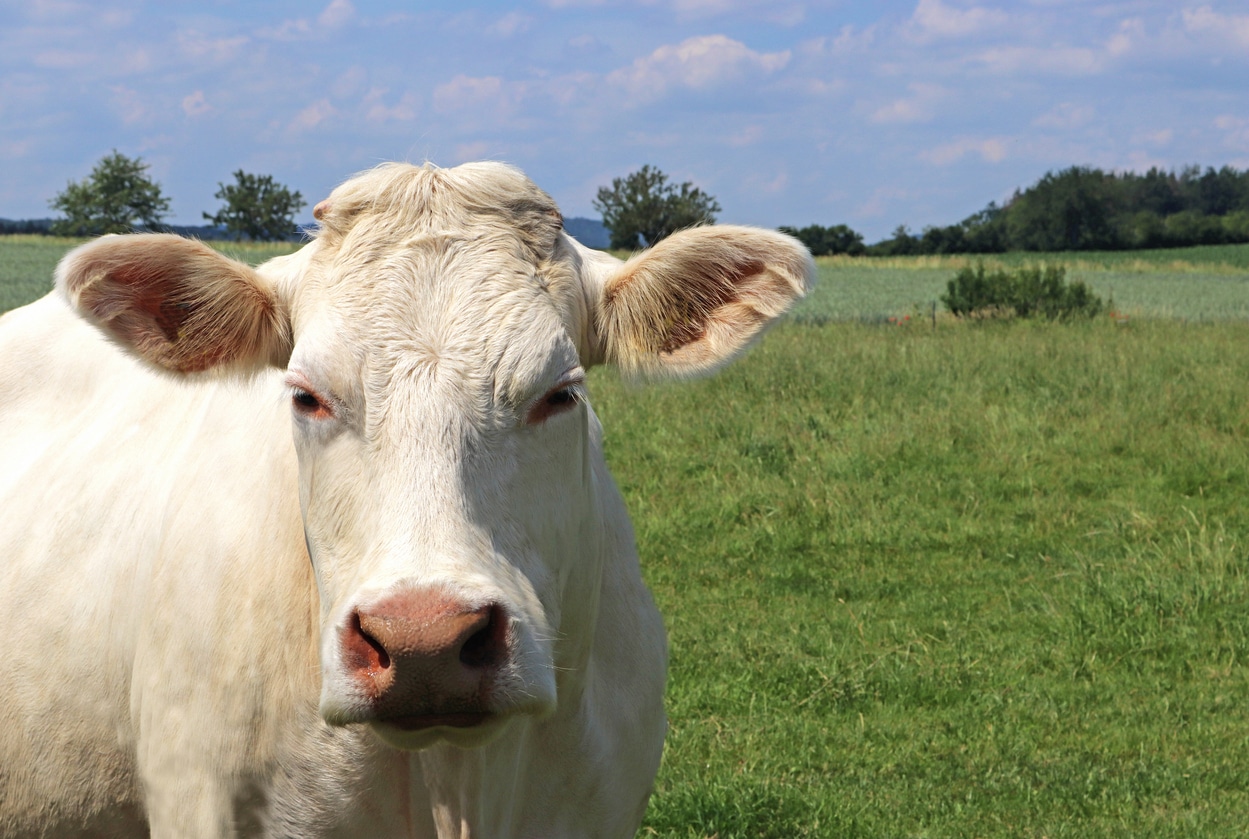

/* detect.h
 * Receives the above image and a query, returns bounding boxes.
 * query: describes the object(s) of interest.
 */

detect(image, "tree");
[778,223,865,256]
[1005,166,1118,251]
[204,170,307,242]
[593,165,721,249]
[49,151,171,236]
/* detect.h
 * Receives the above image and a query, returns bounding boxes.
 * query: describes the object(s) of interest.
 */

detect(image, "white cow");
[0,162,813,838]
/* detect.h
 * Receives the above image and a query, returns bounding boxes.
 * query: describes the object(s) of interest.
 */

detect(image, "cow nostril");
[459,605,506,669]
[351,611,391,671]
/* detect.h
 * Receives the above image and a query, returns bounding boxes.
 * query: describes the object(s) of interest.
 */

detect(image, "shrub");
[941,263,1105,320]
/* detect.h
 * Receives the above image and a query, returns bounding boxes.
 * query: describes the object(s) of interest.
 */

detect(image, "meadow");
[3,237,1249,836]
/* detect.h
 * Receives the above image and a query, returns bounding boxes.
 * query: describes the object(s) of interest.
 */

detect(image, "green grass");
[588,319,1249,837]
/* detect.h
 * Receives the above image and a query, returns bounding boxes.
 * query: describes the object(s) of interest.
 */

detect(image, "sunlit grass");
[590,318,1249,837]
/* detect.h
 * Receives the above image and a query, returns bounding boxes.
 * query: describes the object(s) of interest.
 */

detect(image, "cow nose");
[342,589,509,727]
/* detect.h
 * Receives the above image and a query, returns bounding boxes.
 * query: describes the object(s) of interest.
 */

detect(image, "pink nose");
[342,588,509,729]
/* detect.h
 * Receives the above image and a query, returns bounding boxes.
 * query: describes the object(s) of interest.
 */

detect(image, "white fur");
[0,162,812,838]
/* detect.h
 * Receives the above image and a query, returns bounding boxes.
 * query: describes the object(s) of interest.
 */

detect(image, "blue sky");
[3,0,1248,241]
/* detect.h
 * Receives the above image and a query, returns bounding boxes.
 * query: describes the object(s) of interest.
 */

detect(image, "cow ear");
[592,226,814,378]
[56,233,291,375]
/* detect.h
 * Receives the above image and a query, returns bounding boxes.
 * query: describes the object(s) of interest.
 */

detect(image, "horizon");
[3,1,1247,242]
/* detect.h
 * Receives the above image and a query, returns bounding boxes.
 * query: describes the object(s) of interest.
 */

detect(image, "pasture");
[3,237,1249,836]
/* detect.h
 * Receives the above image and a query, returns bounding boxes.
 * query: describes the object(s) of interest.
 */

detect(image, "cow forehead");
[311,161,562,258]
[287,164,581,432]
[297,160,567,328]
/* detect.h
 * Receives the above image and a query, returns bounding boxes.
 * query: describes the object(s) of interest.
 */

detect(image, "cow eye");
[526,382,583,425]
[547,388,577,409]
[291,387,334,420]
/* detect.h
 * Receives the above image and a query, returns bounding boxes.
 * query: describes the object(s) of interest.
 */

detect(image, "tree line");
[870,164,1249,256]
[596,162,1249,258]
[37,150,306,241]
[15,156,1249,254]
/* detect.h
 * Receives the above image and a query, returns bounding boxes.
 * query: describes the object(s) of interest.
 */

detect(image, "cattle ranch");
[4,237,1249,837]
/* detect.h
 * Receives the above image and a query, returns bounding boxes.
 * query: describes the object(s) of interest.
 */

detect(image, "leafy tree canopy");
[204,170,307,242]
[593,165,721,249]
[866,164,1249,256]
[49,151,171,236]
[778,223,865,257]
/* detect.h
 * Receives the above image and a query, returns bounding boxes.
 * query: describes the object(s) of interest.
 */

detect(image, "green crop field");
[796,246,1249,323]
[3,236,1249,835]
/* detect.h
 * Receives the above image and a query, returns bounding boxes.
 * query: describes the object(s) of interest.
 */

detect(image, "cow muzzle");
[340,587,510,732]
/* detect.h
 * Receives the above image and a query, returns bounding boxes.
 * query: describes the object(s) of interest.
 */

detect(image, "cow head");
[56,162,814,750]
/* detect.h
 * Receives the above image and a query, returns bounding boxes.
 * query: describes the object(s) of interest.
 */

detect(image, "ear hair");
[57,234,290,375]
[596,226,814,378]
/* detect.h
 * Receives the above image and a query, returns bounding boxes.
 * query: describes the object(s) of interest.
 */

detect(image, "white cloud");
[363,88,419,123]
[289,99,336,133]
[1132,128,1173,147]
[26,0,90,21]
[857,186,913,220]
[261,18,313,41]
[1033,103,1094,130]
[0,139,35,158]
[974,44,1102,75]
[1214,115,1249,148]
[661,0,805,25]
[453,141,493,163]
[489,12,532,38]
[921,136,1009,165]
[33,49,94,70]
[1183,5,1249,48]
[177,30,249,64]
[607,35,790,103]
[331,66,368,98]
[870,83,944,124]
[1106,18,1144,58]
[261,0,354,42]
[433,75,507,113]
[909,0,1009,40]
[182,90,211,118]
[319,0,355,29]
[110,85,147,125]
[728,124,764,147]
[748,168,788,194]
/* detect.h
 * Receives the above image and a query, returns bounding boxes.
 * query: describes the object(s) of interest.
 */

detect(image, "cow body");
[0,162,812,838]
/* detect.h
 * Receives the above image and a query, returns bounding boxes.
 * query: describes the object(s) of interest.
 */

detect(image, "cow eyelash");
[526,380,584,425]
[290,386,335,420]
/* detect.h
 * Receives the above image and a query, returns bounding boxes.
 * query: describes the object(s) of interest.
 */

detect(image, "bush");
[941,263,1105,320]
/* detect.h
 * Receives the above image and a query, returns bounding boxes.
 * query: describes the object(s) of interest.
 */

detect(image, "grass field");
[3,237,1249,835]
[593,319,1249,837]
[797,247,1249,323]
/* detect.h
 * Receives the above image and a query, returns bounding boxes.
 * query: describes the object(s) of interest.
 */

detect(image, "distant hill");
[564,217,609,249]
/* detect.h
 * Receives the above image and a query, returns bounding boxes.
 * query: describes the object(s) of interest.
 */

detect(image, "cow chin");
[367,712,510,751]
[320,690,555,751]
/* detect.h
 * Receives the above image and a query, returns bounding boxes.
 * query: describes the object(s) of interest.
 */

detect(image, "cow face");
[56,161,814,751]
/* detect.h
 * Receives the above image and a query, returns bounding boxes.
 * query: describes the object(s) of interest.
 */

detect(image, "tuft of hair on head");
[312,161,564,260]
[56,233,291,376]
